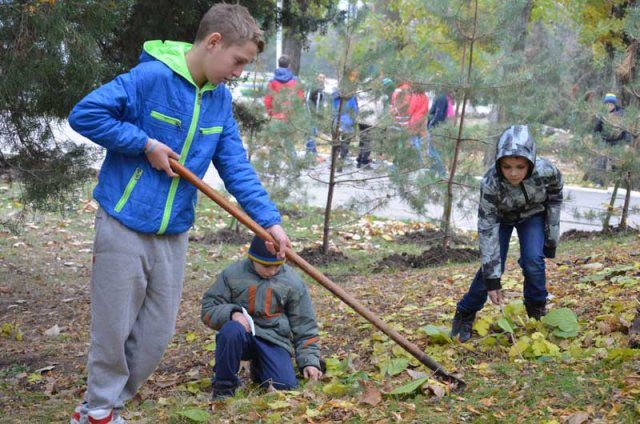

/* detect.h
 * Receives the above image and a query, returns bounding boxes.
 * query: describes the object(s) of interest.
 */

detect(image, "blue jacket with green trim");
[69,40,281,234]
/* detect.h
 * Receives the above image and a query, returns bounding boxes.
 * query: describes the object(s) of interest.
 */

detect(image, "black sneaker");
[524,301,547,320]
[211,381,238,400]
[450,309,476,342]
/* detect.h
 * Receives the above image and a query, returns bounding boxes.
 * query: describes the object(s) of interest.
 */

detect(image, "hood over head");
[495,125,536,179]
[274,67,296,83]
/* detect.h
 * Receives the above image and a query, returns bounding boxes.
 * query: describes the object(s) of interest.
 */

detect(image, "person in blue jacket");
[67,4,290,424]
[332,88,359,172]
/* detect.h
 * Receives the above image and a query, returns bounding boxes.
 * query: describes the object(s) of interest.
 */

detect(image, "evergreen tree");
[0,0,131,218]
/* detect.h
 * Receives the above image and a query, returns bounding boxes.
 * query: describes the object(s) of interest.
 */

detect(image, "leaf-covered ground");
[1,186,639,423]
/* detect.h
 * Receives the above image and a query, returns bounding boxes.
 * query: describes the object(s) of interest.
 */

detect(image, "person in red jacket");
[391,82,429,162]
[264,55,304,121]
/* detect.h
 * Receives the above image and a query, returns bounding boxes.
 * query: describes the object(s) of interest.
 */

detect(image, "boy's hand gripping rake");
[170,159,466,390]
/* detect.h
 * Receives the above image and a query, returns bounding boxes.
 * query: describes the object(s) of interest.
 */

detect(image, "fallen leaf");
[425,382,446,399]
[44,324,60,337]
[360,385,382,406]
[267,400,290,410]
[406,369,428,380]
[34,365,56,374]
[565,411,589,424]
[44,378,57,396]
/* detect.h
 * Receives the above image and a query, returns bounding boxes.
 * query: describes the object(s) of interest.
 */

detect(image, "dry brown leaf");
[359,385,382,406]
[423,382,446,399]
[44,324,60,337]
[44,377,57,396]
[406,369,427,380]
[565,411,589,424]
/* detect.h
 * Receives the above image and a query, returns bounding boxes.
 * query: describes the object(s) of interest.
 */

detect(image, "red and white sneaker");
[87,409,126,424]
[70,402,87,424]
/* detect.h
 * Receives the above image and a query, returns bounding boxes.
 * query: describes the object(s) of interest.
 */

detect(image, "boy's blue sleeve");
[212,112,281,229]
[68,69,148,156]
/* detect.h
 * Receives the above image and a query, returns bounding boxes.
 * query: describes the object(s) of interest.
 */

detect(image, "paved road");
[56,121,640,234]
[203,158,640,234]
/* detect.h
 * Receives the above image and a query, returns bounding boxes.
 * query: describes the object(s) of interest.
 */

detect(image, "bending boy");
[450,125,563,342]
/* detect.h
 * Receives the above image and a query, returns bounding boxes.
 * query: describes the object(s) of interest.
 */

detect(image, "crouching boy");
[201,237,323,399]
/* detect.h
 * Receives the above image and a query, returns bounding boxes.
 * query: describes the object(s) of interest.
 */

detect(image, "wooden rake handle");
[169,158,466,390]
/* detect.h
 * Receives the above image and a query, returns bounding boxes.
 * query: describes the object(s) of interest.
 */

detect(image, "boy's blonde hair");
[195,3,264,53]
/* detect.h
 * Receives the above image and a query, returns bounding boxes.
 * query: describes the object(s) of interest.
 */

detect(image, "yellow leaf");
[473,317,492,336]
[28,373,43,383]
[267,400,289,410]
[305,408,321,418]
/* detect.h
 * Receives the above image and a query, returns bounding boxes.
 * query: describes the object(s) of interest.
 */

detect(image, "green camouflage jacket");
[479,125,564,289]
[201,258,320,371]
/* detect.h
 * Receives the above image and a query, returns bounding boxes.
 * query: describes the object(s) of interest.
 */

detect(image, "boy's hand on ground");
[488,289,503,305]
[231,312,251,333]
[145,139,180,178]
[303,366,323,381]
[266,224,291,260]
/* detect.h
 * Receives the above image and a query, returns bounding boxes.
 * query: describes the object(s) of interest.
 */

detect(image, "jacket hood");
[141,40,217,90]
[274,67,296,83]
[495,125,536,179]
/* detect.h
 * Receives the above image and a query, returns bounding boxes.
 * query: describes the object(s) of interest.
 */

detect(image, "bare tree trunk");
[322,99,345,254]
[283,28,303,75]
[603,179,621,230]
[620,172,632,229]
[452,44,467,128]
[442,0,479,250]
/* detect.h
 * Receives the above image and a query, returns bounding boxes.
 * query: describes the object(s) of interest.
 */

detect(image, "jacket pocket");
[114,167,143,213]
[200,125,223,135]
[150,110,182,127]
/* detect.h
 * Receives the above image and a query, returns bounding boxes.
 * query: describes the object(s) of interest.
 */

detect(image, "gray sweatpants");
[84,207,188,412]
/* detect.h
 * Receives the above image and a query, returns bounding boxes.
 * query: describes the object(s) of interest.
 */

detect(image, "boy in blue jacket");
[68,4,289,423]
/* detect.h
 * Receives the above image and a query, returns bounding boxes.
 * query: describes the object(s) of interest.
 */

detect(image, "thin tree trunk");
[442,0,479,250]
[452,45,466,128]
[322,98,344,254]
[603,179,621,230]
[620,172,632,229]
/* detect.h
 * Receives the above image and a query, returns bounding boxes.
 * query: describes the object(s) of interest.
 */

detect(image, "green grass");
[1,177,639,423]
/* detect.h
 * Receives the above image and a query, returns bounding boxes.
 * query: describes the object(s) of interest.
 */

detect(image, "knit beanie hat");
[603,93,618,105]
[247,236,284,265]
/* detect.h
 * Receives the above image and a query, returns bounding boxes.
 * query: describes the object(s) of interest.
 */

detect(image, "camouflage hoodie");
[478,125,563,290]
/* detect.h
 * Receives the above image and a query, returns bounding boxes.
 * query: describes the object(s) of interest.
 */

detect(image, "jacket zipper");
[114,168,143,212]
[157,90,203,234]
[519,182,530,204]
[150,110,182,127]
